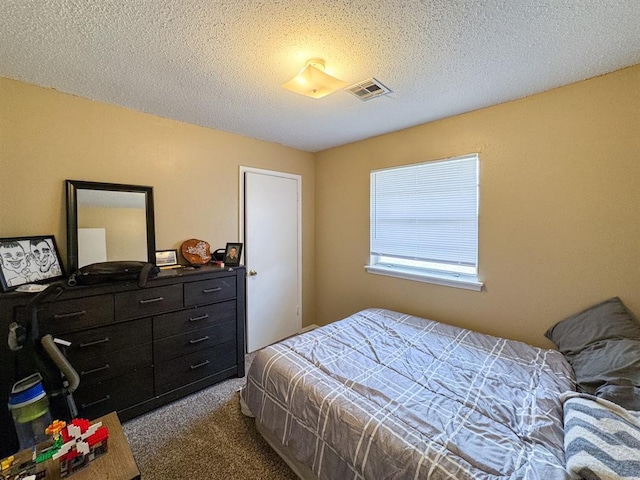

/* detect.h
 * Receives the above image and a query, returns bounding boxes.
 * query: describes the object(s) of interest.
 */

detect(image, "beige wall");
[315,65,640,348]
[0,77,315,325]
[3,65,639,348]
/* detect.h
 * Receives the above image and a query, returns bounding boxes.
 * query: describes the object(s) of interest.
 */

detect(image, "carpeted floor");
[122,355,297,479]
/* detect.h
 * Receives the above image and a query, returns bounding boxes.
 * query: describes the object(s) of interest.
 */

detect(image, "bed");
[240,303,640,479]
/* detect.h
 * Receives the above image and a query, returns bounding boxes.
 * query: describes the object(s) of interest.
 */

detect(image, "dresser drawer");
[73,342,152,386]
[154,321,236,364]
[75,368,153,420]
[184,276,236,307]
[154,340,237,395]
[114,284,183,320]
[153,300,236,340]
[38,295,114,334]
[63,318,151,359]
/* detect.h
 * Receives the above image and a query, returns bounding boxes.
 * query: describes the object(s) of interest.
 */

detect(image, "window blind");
[370,154,478,271]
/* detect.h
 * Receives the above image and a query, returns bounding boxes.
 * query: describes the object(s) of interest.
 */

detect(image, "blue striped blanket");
[562,392,640,480]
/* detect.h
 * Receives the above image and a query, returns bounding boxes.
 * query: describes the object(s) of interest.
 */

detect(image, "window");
[366,153,482,291]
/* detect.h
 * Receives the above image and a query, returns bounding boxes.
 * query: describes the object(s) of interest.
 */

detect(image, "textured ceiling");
[1,1,639,153]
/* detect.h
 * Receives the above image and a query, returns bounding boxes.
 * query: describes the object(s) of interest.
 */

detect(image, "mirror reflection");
[76,189,148,267]
[66,180,156,272]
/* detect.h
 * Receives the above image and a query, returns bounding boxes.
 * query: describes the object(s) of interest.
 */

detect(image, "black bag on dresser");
[67,261,159,288]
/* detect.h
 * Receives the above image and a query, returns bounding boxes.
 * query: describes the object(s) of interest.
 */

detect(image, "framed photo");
[0,235,65,292]
[155,249,178,267]
[224,243,243,266]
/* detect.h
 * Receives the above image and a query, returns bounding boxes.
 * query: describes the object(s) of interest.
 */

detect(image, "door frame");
[239,166,303,330]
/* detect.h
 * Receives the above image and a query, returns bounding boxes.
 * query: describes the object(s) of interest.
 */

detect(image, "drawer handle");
[189,336,210,345]
[53,310,86,319]
[81,395,111,409]
[139,296,164,304]
[190,360,210,370]
[79,337,110,348]
[202,287,222,294]
[189,314,209,322]
[80,364,110,376]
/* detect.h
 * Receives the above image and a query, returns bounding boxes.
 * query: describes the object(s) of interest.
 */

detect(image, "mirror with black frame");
[65,180,156,273]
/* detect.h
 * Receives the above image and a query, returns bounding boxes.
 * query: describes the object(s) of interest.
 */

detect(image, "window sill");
[365,264,484,291]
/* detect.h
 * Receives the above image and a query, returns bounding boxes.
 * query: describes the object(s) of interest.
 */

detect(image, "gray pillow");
[595,383,640,411]
[568,338,640,392]
[545,297,640,356]
[545,297,640,410]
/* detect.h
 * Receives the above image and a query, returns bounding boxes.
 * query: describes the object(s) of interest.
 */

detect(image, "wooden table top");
[6,412,140,480]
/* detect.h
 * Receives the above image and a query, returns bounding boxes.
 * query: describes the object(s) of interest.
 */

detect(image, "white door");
[240,168,301,352]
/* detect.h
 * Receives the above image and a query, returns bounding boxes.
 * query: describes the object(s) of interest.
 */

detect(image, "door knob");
[248,270,258,276]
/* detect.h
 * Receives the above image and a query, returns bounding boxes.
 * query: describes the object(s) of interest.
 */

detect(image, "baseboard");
[299,324,319,334]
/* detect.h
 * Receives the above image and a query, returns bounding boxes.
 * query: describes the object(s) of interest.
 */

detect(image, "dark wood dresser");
[0,264,245,457]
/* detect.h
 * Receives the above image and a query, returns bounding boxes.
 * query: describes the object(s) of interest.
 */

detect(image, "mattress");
[241,308,576,479]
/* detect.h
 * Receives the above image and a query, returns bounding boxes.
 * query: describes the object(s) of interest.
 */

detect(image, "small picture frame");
[223,243,243,266]
[0,235,65,292]
[155,249,178,268]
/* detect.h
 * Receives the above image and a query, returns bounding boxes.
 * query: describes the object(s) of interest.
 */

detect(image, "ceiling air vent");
[345,78,391,101]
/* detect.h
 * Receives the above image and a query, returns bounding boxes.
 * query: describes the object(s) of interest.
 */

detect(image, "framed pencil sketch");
[0,235,65,292]
[224,243,242,266]
[155,249,178,267]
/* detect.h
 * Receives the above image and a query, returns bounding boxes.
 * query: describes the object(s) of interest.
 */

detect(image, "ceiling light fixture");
[282,58,347,99]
